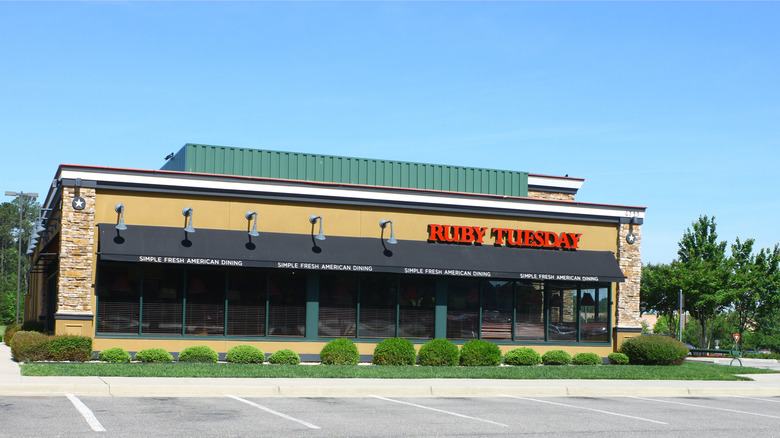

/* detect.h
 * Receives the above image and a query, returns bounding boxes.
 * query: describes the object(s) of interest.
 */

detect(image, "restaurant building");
[25,144,645,360]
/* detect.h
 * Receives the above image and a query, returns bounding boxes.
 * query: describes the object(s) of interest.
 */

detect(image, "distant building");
[25,144,645,359]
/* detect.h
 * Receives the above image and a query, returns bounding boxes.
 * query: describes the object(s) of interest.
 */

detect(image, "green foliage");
[607,352,630,365]
[4,322,21,346]
[320,338,360,365]
[621,335,689,365]
[268,349,301,365]
[459,339,501,366]
[225,344,264,364]
[10,331,50,362]
[541,349,571,365]
[571,352,602,365]
[641,263,683,339]
[178,345,219,363]
[372,338,416,365]
[417,339,459,366]
[47,336,92,362]
[134,348,174,363]
[503,347,542,366]
[98,347,131,363]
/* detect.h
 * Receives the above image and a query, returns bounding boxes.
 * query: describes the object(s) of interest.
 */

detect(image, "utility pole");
[5,191,38,324]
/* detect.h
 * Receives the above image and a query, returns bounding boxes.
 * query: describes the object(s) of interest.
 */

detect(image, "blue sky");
[2,1,778,265]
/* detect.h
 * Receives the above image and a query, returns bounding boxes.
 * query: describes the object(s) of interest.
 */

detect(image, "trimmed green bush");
[4,323,21,346]
[98,347,132,363]
[620,335,689,366]
[47,336,92,362]
[268,349,301,365]
[134,348,174,363]
[608,352,630,365]
[10,331,51,362]
[572,352,602,365]
[372,338,416,365]
[226,344,265,364]
[503,347,542,366]
[459,339,502,366]
[541,349,572,365]
[320,338,360,365]
[418,338,459,366]
[178,345,219,363]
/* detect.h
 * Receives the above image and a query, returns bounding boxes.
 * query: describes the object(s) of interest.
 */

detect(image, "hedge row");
[11,332,92,362]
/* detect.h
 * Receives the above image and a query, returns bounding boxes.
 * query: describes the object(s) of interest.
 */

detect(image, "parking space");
[2,395,780,437]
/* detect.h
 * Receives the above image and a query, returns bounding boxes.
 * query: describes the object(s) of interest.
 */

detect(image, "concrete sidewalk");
[2,344,780,398]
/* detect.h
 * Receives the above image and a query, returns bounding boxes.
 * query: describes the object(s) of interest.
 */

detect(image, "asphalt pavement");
[2,344,780,398]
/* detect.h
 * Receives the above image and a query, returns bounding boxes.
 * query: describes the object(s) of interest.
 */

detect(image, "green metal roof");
[161,143,529,197]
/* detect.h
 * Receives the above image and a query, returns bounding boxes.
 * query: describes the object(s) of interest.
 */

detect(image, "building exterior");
[25,144,645,360]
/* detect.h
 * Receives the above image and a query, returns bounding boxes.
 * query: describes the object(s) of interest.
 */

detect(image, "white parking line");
[370,395,509,427]
[65,393,106,432]
[501,395,668,425]
[629,396,780,419]
[227,395,320,429]
[730,395,780,403]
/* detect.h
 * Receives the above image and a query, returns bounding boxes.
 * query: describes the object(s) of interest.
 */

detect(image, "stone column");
[614,220,642,349]
[55,186,96,335]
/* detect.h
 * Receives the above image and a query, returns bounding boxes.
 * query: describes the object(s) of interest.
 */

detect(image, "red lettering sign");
[428,224,582,249]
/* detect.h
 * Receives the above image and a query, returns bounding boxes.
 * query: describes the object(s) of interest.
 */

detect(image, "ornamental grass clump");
[372,338,416,365]
[503,347,542,366]
[178,345,219,363]
[417,339,459,366]
[572,352,602,365]
[459,339,502,366]
[226,344,265,364]
[320,338,360,365]
[268,349,301,365]
[620,335,689,365]
[608,352,630,365]
[134,348,174,363]
[98,347,132,363]
[541,349,572,365]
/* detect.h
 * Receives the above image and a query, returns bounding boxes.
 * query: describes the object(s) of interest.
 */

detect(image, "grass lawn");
[20,360,777,380]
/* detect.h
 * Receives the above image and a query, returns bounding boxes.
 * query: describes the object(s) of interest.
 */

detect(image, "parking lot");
[2,395,779,437]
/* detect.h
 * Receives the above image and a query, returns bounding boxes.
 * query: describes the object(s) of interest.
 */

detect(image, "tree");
[641,262,682,339]
[676,215,728,349]
[720,238,780,339]
[0,197,41,324]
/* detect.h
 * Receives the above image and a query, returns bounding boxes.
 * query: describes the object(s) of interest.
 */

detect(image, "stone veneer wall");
[527,190,575,202]
[615,222,642,328]
[57,186,96,316]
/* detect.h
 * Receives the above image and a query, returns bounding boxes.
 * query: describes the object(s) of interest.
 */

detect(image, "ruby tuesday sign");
[428,224,582,249]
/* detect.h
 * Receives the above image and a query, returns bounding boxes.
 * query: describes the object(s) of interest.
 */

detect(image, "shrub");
[98,347,132,363]
[20,320,46,333]
[572,352,602,365]
[134,348,174,363]
[10,331,51,362]
[608,352,630,365]
[372,338,416,365]
[417,339,459,366]
[504,347,542,366]
[620,335,689,365]
[4,323,21,346]
[226,344,265,364]
[268,349,301,365]
[320,338,360,365]
[178,345,219,363]
[542,349,572,365]
[459,339,502,366]
[47,336,92,362]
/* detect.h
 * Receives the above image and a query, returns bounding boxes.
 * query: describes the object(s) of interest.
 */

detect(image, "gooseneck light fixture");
[309,215,326,241]
[246,211,260,237]
[379,219,397,245]
[182,207,195,233]
[115,204,127,231]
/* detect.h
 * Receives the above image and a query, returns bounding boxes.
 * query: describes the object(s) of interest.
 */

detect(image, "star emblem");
[72,196,86,210]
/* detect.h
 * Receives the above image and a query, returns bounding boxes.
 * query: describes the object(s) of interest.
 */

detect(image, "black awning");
[97,224,625,283]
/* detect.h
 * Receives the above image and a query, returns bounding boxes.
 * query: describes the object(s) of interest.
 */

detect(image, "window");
[318,273,357,338]
[481,281,513,340]
[185,270,226,336]
[227,269,266,336]
[142,266,184,335]
[359,275,397,338]
[581,286,609,342]
[548,284,577,342]
[268,271,307,337]
[515,281,544,341]
[446,278,480,340]
[96,264,141,335]
[399,277,435,339]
